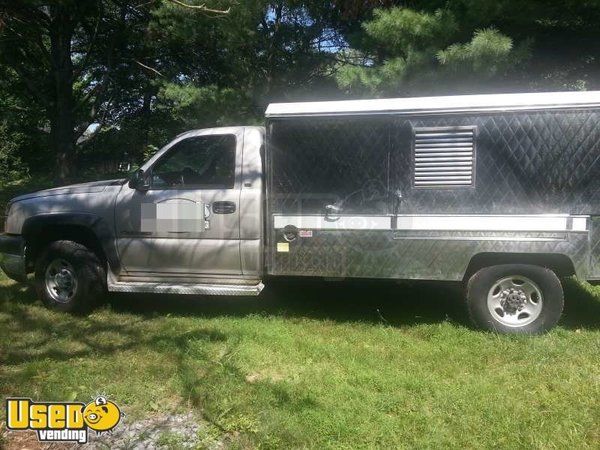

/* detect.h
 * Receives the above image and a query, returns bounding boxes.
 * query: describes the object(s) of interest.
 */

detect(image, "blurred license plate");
[141,202,205,233]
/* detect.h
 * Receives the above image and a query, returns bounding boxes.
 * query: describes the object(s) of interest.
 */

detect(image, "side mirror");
[128,169,150,191]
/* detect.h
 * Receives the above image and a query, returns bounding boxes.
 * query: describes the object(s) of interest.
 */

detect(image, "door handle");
[212,201,236,214]
[324,204,342,221]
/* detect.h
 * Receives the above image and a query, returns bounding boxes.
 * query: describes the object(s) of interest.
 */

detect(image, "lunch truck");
[2,91,600,334]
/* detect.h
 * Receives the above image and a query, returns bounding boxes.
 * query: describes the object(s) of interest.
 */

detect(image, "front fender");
[22,213,120,272]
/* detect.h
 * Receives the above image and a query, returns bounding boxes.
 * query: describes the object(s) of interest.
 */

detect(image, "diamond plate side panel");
[589,217,600,279]
[107,272,264,296]
[273,230,589,281]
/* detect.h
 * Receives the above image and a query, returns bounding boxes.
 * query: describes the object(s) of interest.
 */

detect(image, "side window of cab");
[151,135,236,189]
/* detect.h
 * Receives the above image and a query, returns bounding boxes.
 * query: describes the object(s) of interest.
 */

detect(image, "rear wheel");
[35,240,106,313]
[466,264,563,334]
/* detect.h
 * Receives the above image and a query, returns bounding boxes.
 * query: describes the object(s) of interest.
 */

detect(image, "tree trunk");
[49,5,75,184]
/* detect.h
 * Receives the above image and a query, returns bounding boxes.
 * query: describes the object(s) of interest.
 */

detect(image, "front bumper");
[0,234,26,282]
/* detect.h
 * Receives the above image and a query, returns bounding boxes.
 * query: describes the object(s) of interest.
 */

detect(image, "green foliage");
[1,1,600,183]
[437,28,530,78]
[336,7,531,96]
[156,83,259,130]
[0,122,28,185]
[364,8,457,54]
[335,0,600,96]
[0,67,47,184]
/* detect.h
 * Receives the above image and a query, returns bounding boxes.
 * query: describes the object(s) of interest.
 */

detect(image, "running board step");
[108,275,264,296]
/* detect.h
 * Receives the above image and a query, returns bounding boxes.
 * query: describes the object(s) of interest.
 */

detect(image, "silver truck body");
[265,92,600,283]
[2,91,600,297]
[2,127,265,295]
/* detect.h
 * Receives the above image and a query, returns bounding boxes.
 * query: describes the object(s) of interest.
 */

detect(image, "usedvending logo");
[6,396,122,444]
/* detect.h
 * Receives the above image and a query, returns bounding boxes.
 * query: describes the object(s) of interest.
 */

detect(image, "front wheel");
[466,264,564,334]
[35,240,106,313]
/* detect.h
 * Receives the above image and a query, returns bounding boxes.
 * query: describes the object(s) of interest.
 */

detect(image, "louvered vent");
[413,126,476,187]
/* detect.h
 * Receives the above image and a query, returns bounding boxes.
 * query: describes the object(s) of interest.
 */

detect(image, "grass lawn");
[0,271,599,448]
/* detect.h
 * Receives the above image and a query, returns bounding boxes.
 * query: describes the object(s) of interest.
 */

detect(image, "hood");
[10,179,125,203]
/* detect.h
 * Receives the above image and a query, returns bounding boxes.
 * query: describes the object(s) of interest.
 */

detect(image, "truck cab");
[112,126,264,292]
[0,126,265,309]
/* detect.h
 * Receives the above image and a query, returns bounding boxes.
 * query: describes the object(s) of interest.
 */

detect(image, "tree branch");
[134,59,164,77]
[73,16,101,80]
[3,21,50,64]
[165,0,230,14]
[74,80,104,112]
[12,59,51,109]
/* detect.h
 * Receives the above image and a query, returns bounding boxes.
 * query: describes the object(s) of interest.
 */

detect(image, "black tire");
[466,264,564,334]
[34,240,106,313]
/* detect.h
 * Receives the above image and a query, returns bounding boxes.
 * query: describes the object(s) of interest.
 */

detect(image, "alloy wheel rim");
[45,258,78,303]
[487,275,543,327]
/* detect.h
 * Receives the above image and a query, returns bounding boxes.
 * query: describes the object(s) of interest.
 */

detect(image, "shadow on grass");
[1,275,599,440]
[103,277,599,331]
[2,276,600,332]
[0,278,467,381]
[0,279,320,425]
[561,278,600,329]
[108,278,591,332]
[106,278,471,328]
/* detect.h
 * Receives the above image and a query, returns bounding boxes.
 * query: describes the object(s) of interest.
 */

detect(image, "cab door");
[114,128,243,276]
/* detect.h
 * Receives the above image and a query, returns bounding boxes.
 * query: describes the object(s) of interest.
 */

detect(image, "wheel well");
[25,225,106,271]
[463,253,576,281]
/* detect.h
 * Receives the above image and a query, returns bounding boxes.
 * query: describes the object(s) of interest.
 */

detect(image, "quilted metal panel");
[267,108,600,279]
[268,116,392,214]
[395,109,600,214]
[270,109,600,215]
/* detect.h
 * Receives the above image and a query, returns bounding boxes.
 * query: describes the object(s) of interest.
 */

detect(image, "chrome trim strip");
[266,91,600,117]
[273,214,589,232]
[415,176,472,181]
[395,215,569,232]
[415,171,472,176]
[273,215,392,230]
[415,156,473,162]
[414,180,473,186]
[415,152,473,157]
[572,217,588,231]
[416,161,472,167]
[391,236,566,242]
[416,131,474,138]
